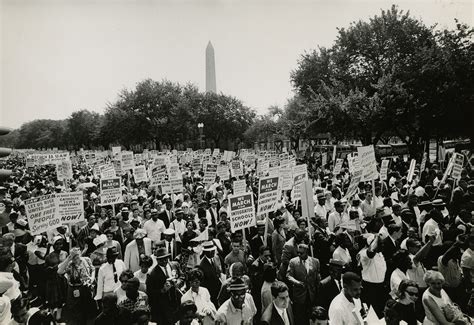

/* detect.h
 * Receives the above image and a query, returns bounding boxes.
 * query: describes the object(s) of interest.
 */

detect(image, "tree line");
[1,80,256,150]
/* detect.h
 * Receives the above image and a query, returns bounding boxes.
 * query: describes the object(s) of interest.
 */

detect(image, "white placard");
[55,192,84,224]
[357,145,378,181]
[100,178,123,205]
[25,194,60,235]
[229,192,256,232]
[257,176,280,216]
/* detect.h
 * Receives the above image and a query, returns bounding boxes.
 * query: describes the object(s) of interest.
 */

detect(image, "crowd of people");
[0,149,473,325]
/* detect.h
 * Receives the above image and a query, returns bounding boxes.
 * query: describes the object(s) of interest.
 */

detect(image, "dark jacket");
[260,302,294,325]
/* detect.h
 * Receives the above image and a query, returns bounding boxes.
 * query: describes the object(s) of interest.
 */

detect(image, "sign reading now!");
[229,192,256,232]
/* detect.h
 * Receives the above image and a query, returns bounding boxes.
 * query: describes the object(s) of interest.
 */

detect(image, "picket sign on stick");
[301,179,315,257]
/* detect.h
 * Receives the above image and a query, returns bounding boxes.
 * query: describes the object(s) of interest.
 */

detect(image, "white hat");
[90,223,100,232]
[163,228,175,236]
[202,241,216,251]
[93,234,107,247]
[52,235,64,245]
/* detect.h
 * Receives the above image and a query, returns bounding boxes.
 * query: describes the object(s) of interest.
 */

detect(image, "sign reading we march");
[229,192,256,232]
[24,194,60,235]
[100,178,123,205]
[257,176,280,216]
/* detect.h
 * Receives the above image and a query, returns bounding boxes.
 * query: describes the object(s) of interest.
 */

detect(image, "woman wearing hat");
[181,268,217,325]
[104,229,123,260]
[58,247,97,324]
[90,234,109,278]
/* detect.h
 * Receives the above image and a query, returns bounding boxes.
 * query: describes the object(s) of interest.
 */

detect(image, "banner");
[100,178,123,205]
[229,192,256,232]
[31,152,70,166]
[380,159,390,181]
[357,145,378,181]
[24,194,60,235]
[133,165,148,183]
[203,163,218,185]
[56,159,73,181]
[55,192,84,224]
[257,176,280,216]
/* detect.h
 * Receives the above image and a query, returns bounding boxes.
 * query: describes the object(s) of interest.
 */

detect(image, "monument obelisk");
[206,41,216,93]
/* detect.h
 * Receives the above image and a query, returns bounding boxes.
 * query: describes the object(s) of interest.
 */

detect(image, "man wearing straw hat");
[215,277,257,325]
[199,240,223,306]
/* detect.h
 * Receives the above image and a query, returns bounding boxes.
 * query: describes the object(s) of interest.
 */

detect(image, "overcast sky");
[1,0,472,128]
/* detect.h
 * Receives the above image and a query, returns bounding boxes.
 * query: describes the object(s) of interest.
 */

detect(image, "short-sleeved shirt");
[215,293,256,325]
[358,248,386,283]
[224,251,246,269]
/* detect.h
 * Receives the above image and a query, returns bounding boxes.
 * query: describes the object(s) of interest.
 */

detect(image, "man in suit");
[158,199,174,229]
[261,281,294,325]
[124,229,153,272]
[199,240,223,306]
[278,228,306,280]
[316,259,344,311]
[161,228,181,261]
[287,243,320,325]
[382,223,402,282]
[250,220,272,259]
[206,198,219,228]
[250,245,272,319]
[146,247,182,325]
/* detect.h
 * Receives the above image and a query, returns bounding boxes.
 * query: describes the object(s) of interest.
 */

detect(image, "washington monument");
[206,41,216,93]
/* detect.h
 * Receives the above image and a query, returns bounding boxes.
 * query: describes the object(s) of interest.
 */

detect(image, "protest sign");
[321,152,327,166]
[171,175,183,193]
[150,165,167,186]
[344,169,363,199]
[56,159,73,181]
[100,164,116,179]
[451,153,464,180]
[279,167,293,191]
[55,192,84,224]
[257,160,269,177]
[291,164,308,201]
[133,165,148,183]
[380,159,390,181]
[233,179,247,195]
[357,145,378,181]
[192,158,202,171]
[24,194,60,235]
[230,161,243,178]
[203,163,218,185]
[26,157,35,168]
[217,165,230,181]
[112,160,122,176]
[31,152,70,166]
[407,159,416,182]
[333,158,343,176]
[161,175,173,194]
[121,151,135,170]
[100,178,123,205]
[112,146,121,157]
[332,145,337,163]
[229,192,256,232]
[257,176,280,216]
[420,152,428,172]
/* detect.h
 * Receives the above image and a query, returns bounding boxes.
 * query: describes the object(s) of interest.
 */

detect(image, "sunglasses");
[406,291,418,296]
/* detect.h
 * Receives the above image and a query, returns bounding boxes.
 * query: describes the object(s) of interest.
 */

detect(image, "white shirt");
[314,204,327,220]
[358,248,386,283]
[0,272,21,300]
[328,291,364,325]
[95,259,126,300]
[390,268,408,299]
[143,219,165,243]
[170,219,186,241]
[407,253,426,288]
[328,211,348,232]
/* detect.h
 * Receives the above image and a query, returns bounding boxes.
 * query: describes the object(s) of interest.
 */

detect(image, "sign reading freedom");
[257,176,280,216]
[229,192,256,232]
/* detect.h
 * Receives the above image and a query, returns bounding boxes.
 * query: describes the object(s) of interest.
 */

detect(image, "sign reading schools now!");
[100,177,123,205]
[229,192,256,232]
[257,176,280,216]
[24,194,60,235]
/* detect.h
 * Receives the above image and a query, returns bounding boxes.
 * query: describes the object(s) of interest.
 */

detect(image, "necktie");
[168,242,172,259]
[282,310,290,325]
[336,279,341,291]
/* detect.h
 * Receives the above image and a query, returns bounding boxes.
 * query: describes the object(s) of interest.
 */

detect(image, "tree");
[67,110,103,149]
[290,6,473,154]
